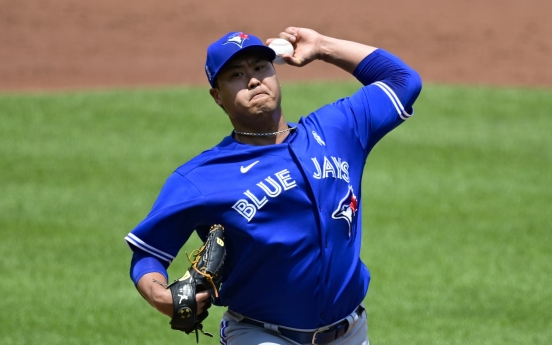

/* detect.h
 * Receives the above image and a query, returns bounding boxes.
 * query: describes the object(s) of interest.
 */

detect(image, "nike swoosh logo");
[240,160,259,173]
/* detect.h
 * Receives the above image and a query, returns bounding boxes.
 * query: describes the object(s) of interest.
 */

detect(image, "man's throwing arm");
[272,27,421,114]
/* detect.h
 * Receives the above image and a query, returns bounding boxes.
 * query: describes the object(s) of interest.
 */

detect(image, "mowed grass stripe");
[0,83,550,345]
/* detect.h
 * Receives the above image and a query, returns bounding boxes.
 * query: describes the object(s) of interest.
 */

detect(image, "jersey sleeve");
[130,248,169,285]
[332,49,422,154]
[124,171,206,265]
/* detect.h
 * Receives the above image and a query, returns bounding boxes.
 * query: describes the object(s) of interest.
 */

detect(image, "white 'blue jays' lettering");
[232,169,297,221]
[311,156,350,182]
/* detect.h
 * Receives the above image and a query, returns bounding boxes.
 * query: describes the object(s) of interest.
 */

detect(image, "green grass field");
[1,82,551,345]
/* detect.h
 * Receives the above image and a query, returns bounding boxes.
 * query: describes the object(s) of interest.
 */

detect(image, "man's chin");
[249,100,277,115]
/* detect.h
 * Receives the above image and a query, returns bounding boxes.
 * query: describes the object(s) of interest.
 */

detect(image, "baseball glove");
[165,224,226,342]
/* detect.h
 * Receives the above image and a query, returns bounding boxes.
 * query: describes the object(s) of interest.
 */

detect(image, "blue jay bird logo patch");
[332,186,358,238]
[224,32,250,48]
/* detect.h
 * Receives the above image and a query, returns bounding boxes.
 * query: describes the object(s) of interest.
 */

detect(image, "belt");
[240,305,365,345]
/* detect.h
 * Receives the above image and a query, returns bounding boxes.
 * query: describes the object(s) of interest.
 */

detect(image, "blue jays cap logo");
[206,31,274,87]
[224,32,250,48]
[332,186,358,238]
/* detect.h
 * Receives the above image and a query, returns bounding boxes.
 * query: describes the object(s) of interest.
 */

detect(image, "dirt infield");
[1,0,551,91]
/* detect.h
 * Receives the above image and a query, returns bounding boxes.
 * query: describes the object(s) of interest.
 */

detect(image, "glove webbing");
[186,248,220,298]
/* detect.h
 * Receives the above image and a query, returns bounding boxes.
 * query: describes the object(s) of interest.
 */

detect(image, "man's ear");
[209,88,223,107]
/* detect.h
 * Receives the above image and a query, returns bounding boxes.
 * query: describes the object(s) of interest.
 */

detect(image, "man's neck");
[232,115,291,146]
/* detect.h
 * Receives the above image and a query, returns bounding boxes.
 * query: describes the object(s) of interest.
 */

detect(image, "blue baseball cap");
[205,32,276,87]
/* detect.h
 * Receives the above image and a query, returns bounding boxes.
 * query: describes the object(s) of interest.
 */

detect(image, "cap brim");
[211,45,276,86]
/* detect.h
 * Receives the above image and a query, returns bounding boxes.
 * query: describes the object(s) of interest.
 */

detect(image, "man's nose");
[248,77,261,89]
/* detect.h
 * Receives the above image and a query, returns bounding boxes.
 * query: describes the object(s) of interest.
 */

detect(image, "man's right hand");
[267,27,378,74]
[267,27,323,67]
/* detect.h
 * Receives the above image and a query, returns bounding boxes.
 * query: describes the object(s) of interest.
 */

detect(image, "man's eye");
[255,65,265,71]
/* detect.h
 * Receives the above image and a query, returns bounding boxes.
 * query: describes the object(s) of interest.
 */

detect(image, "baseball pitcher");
[125,27,422,344]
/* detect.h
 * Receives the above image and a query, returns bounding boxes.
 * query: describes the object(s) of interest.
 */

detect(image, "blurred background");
[1,0,552,91]
[1,1,551,345]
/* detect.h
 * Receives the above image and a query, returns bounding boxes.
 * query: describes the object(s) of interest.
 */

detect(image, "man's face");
[209,51,281,124]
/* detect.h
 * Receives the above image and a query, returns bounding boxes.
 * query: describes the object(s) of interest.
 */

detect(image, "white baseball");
[268,38,294,65]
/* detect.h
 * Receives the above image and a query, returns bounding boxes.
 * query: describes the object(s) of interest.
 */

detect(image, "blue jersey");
[126,49,422,329]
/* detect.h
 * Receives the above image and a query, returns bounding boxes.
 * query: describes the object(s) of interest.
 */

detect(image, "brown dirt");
[1,0,551,91]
